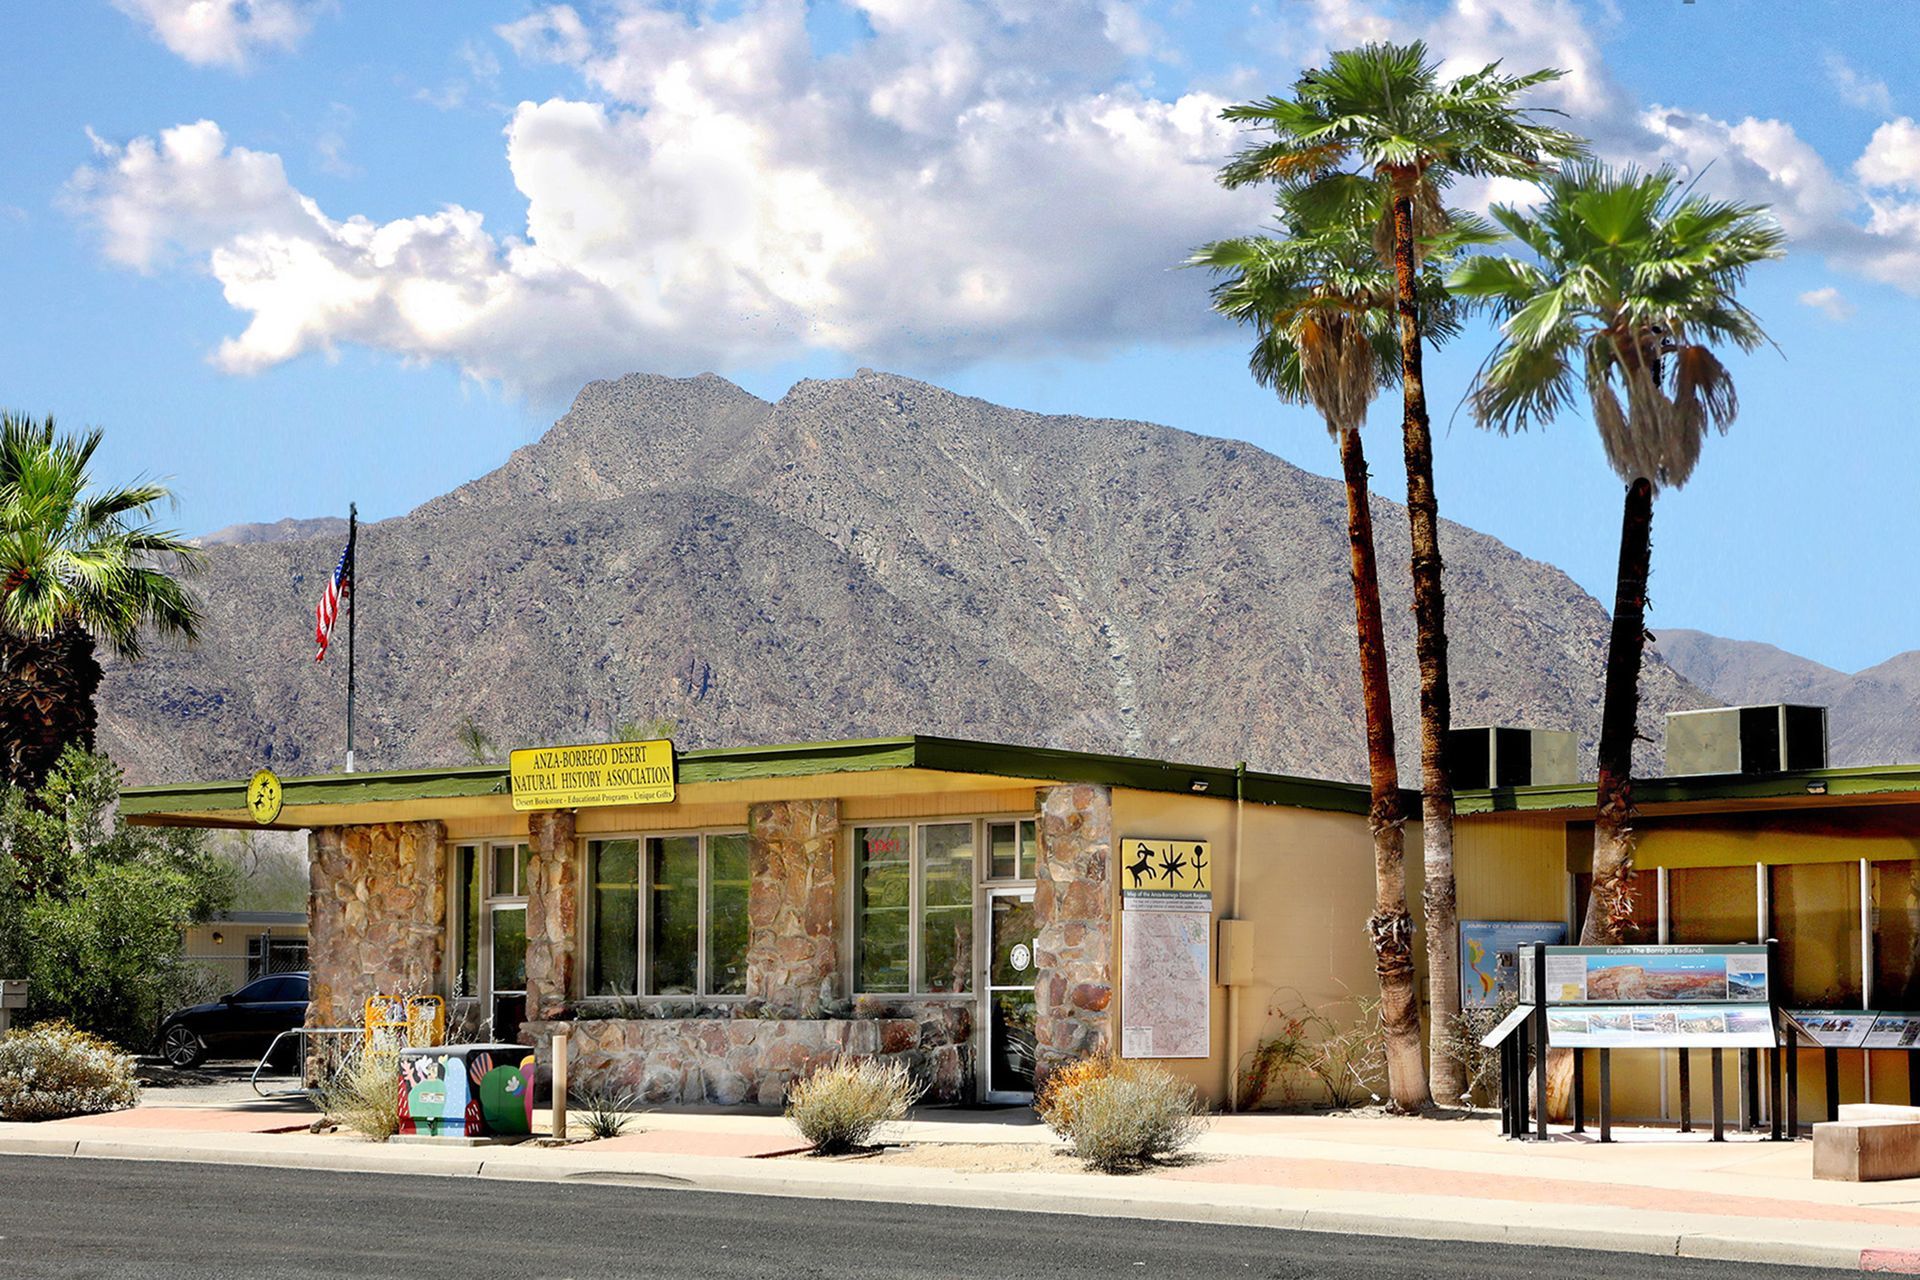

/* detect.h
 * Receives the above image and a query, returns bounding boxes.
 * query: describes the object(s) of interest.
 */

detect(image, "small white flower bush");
[0,1021,140,1121]
[785,1055,924,1154]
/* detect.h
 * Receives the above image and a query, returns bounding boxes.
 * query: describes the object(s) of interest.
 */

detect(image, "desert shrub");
[312,1045,401,1141]
[784,1055,923,1154]
[1034,1053,1118,1139]
[1440,996,1518,1109]
[1066,1063,1205,1172]
[1239,990,1387,1110]
[572,1083,641,1139]
[0,1020,140,1120]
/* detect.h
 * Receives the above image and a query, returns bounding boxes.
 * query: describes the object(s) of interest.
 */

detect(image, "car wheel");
[161,1024,206,1068]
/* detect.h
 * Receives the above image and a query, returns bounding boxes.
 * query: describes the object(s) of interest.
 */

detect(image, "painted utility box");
[396,1043,535,1138]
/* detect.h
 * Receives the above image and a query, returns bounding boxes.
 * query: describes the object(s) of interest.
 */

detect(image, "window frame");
[583,828,752,1001]
[846,814,1038,999]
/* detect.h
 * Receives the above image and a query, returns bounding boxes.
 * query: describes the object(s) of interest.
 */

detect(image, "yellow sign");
[247,768,284,825]
[1119,838,1212,909]
[509,739,676,811]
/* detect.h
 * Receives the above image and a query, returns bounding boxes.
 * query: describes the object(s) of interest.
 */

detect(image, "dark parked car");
[157,972,310,1068]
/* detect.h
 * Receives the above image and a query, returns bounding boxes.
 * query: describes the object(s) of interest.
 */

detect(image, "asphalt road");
[0,1155,1860,1279]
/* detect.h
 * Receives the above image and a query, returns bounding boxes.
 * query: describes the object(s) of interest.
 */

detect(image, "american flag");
[314,532,354,662]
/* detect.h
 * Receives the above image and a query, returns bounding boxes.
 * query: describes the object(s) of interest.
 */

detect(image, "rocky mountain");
[195,516,349,547]
[97,370,1713,786]
[1653,629,1920,766]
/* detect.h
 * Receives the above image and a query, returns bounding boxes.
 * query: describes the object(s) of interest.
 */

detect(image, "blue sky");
[1,1,1916,672]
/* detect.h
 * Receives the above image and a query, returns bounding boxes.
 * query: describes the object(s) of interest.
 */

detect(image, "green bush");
[0,1020,140,1120]
[0,749,235,1047]
[784,1055,923,1154]
[1064,1062,1206,1172]
[312,1046,401,1142]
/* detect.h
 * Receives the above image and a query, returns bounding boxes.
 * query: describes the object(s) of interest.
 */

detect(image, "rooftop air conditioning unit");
[1664,705,1829,777]
[1446,726,1578,790]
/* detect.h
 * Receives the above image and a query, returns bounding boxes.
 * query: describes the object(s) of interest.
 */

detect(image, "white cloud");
[74,0,1259,394]
[111,0,327,70]
[73,0,1920,394]
[1825,53,1893,115]
[1798,286,1853,321]
[1857,118,1920,192]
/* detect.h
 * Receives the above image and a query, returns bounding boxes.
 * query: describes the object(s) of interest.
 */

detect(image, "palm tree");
[1192,210,1465,1111]
[455,715,499,765]
[0,413,202,790]
[1218,44,1584,1101]
[1450,162,1782,1110]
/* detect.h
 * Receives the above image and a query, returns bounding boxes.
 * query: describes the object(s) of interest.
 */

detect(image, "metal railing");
[250,1026,360,1098]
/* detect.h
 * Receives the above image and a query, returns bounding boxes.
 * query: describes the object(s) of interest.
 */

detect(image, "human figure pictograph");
[1188,843,1208,882]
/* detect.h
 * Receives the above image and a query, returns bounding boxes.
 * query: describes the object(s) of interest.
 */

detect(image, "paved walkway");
[3,1098,1917,1273]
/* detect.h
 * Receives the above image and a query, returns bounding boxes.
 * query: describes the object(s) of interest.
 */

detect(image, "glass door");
[983,889,1038,1102]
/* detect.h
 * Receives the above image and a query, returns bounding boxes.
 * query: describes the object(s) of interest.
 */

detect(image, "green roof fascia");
[120,733,1378,819]
[907,736,1375,814]
[1456,763,1920,817]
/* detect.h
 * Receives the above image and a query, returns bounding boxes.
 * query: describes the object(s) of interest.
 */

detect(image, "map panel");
[1120,909,1210,1059]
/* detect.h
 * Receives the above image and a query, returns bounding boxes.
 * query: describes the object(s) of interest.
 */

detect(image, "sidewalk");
[3,1098,1917,1273]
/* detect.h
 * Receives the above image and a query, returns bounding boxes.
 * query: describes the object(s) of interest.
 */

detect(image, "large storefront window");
[854,823,976,994]
[453,844,480,997]
[1771,861,1862,1007]
[1873,859,1920,1011]
[854,826,911,993]
[587,832,748,998]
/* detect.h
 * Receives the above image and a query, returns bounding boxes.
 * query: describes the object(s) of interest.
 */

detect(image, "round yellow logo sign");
[247,768,283,825]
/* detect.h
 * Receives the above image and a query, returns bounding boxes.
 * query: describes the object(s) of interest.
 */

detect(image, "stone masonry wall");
[527,1002,972,1106]
[1032,783,1114,1086]
[307,821,447,1030]
[524,808,578,1022]
[745,798,840,1015]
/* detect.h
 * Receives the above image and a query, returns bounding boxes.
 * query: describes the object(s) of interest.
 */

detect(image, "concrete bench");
[1840,1103,1920,1123]
[1814,1118,1920,1181]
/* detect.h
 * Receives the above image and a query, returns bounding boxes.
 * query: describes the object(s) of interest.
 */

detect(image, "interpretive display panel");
[1544,1003,1775,1049]
[1521,944,1769,1005]
[1788,1011,1876,1049]
[1461,920,1566,1008]
[1864,1014,1920,1050]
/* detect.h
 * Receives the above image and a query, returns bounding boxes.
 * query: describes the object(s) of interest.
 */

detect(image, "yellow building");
[120,731,1920,1116]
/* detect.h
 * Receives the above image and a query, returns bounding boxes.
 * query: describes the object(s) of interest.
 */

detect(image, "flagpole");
[345,502,357,774]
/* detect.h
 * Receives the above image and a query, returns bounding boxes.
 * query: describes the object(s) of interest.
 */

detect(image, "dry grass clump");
[311,1045,401,1141]
[0,1021,139,1120]
[1038,1056,1207,1172]
[784,1055,924,1154]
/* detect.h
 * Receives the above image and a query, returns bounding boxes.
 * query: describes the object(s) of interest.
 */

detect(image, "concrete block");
[1840,1104,1920,1123]
[1813,1119,1920,1182]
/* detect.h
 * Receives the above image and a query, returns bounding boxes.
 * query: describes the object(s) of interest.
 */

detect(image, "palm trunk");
[1548,476,1656,1117]
[0,622,101,792]
[1339,426,1425,1112]
[1389,184,1454,1105]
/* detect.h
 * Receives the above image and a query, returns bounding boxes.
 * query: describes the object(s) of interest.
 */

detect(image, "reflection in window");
[1771,861,1862,1008]
[1874,860,1920,1012]
[589,840,640,995]
[920,823,974,993]
[855,826,911,993]
[708,833,751,996]
[492,907,527,992]
[454,845,480,997]
[648,835,700,995]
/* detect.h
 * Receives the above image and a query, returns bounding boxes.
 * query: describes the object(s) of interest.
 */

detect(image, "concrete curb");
[0,1133,1898,1273]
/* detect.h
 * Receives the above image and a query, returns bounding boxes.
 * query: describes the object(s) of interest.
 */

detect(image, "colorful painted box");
[396,1043,535,1138]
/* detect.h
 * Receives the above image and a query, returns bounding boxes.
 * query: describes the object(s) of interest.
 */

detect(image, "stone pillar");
[305,820,447,1075]
[1032,784,1114,1086]
[745,799,840,1015]
[525,809,579,1022]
